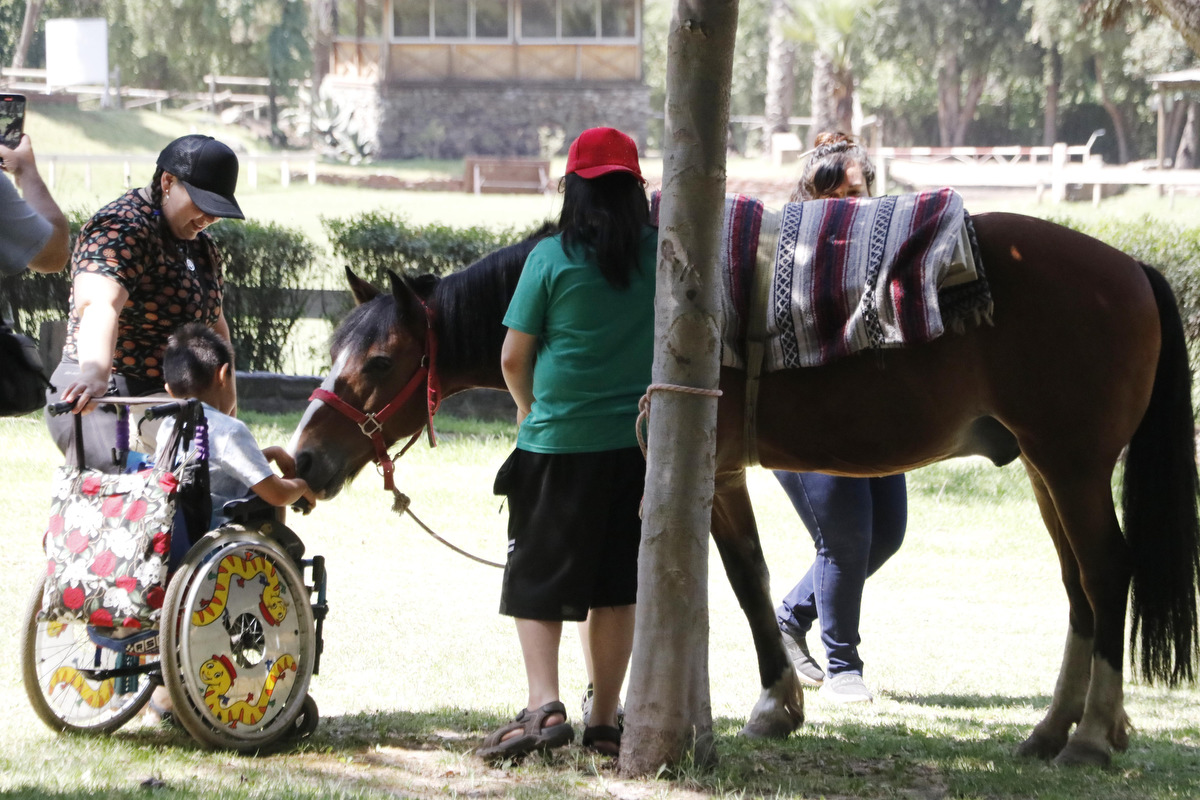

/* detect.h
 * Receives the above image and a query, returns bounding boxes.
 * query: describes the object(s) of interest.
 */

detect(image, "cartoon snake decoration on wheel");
[192,550,288,628]
[199,653,297,727]
[48,667,114,709]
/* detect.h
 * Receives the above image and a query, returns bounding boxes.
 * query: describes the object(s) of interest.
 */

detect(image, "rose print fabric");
[42,466,179,628]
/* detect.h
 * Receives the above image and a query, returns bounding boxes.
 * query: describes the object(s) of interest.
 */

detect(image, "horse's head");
[290,267,436,499]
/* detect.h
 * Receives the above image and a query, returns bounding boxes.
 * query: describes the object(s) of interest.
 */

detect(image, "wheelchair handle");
[142,401,188,421]
[46,400,76,417]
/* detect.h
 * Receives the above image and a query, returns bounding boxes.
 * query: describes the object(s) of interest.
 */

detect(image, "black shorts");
[494,447,645,621]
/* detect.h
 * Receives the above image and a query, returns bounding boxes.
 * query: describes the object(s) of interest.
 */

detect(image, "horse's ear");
[345,267,380,306]
[387,270,427,330]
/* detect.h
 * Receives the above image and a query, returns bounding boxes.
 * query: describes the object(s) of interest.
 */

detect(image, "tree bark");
[1042,47,1060,148]
[763,0,796,153]
[810,49,838,145]
[1176,100,1198,169]
[1094,54,1131,163]
[1146,0,1200,59]
[312,0,335,87]
[11,0,44,70]
[618,0,738,778]
[936,49,960,147]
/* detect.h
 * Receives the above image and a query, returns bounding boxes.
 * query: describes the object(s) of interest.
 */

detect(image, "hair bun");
[813,131,853,148]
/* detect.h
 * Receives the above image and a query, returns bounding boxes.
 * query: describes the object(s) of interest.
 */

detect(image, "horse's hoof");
[738,715,796,739]
[1015,730,1066,761]
[1052,739,1112,768]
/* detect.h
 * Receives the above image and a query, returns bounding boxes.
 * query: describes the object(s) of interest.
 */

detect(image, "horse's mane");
[329,223,555,372]
[432,222,555,369]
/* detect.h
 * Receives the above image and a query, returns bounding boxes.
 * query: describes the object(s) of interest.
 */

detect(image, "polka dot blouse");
[63,190,224,385]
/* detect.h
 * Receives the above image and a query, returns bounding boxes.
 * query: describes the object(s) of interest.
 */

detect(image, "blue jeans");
[774,472,907,677]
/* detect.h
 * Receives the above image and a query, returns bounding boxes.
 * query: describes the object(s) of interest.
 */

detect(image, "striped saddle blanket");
[652,188,992,370]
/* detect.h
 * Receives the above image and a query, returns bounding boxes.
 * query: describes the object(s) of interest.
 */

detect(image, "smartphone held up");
[0,93,26,150]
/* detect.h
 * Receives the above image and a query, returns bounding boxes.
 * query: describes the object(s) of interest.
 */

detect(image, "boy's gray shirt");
[155,402,275,529]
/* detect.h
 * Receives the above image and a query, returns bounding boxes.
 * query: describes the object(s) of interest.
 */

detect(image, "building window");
[600,0,635,38]
[335,0,383,39]
[475,0,511,38]
[519,0,638,41]
[390,1,514,41]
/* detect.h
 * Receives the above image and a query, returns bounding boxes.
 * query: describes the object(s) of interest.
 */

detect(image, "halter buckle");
[358,414,384,437]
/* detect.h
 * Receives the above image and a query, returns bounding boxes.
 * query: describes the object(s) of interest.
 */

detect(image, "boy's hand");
[264,446,297,478]
[294,480,317,514]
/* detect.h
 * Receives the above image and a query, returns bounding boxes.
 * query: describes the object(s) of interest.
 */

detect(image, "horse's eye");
[364,355,393,374]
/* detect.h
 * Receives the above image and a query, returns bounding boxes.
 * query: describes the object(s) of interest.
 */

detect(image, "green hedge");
[209,222,315,373]
[322,211,535,285]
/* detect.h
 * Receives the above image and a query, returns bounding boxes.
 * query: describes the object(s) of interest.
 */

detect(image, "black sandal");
[582,724,621,756]
[477,701,574,762]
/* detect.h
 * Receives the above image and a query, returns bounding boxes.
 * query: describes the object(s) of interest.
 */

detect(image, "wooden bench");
[463,157,552,195]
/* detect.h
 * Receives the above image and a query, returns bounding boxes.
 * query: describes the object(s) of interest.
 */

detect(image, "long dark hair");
[559,172,650,290]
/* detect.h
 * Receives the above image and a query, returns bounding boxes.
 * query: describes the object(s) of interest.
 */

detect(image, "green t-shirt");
[502,226,657,453]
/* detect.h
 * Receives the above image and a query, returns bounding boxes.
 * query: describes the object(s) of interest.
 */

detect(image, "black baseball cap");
[156,134,244,220]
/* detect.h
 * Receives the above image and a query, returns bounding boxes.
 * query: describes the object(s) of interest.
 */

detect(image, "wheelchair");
[21,398,329,753]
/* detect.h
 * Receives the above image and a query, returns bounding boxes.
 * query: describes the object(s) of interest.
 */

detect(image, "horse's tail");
[1125,264,1200,685]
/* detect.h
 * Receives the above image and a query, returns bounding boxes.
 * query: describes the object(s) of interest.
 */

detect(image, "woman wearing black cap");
[46,134,245,470]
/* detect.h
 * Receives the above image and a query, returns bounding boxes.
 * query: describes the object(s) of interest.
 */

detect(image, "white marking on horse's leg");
[287,352,347,454]
[1018,627,1091,759]
[740,669,802,739]
[1055,657,1126,766]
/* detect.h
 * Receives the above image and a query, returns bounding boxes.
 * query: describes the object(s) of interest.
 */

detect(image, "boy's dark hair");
[164,322,233,397]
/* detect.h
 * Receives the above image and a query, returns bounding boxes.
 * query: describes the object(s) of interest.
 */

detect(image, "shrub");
[323,211,535,287]
[209,221,315,373]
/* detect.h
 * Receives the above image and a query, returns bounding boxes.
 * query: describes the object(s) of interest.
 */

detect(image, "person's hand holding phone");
[0,92,28,175]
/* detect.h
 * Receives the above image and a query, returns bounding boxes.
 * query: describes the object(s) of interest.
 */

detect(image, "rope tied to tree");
[636,382,723,459]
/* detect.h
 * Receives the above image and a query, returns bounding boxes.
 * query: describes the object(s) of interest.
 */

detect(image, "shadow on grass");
[84,706,1200,799]
[895,691,1053,709]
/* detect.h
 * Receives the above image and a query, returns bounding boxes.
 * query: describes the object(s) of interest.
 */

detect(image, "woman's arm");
[60,273,127,413]
[500,328,538,427]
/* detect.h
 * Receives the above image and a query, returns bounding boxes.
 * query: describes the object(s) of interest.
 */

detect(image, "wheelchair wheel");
[20,574,156,733]
[161,527,315,752]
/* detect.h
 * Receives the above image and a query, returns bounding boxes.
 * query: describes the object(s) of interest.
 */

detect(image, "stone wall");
[322,79,651,159]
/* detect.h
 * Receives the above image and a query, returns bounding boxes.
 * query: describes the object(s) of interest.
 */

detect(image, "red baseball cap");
[565,127,643,181]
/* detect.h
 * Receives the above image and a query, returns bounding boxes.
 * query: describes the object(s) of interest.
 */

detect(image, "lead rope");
[636,383,723,459]
[388,485,506,569]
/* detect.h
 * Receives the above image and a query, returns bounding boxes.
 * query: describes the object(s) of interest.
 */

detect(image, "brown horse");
[289,210,1199,767]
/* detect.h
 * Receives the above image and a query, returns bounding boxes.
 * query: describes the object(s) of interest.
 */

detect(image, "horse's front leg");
[712,466,804,738]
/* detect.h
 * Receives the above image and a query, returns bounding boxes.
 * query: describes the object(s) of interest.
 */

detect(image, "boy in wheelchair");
[155,322,317,528]
[146,323,318,721]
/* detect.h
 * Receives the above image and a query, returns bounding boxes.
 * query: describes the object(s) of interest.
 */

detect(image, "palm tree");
[784,0,880,144]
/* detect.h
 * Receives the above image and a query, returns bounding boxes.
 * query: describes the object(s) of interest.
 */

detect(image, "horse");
[288,208,1200,768]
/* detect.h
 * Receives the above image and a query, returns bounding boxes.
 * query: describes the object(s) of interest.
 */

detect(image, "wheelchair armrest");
[222,494,277,524]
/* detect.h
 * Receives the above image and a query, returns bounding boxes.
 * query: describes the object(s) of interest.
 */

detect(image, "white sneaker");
[819,672,873,704]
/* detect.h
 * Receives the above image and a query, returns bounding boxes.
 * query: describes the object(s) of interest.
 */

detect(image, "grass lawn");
[1,412,1199,798]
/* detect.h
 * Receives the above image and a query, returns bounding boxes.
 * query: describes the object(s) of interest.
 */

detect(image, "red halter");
[308,303,442,492]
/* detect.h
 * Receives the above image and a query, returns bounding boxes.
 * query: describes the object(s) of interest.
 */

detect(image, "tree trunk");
[936,49,960,147]
[618,0,738,777]
[312,0,335,87]
[1176,100,1198,169]
[810,49,838,145]
[1094,54,1131,163]
[11,0,44,70]
[833,63,855,135]
[763,0,795,152]
[1042,47,1061,148]
[951,65,987,147]
[1146,0,1200,59]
